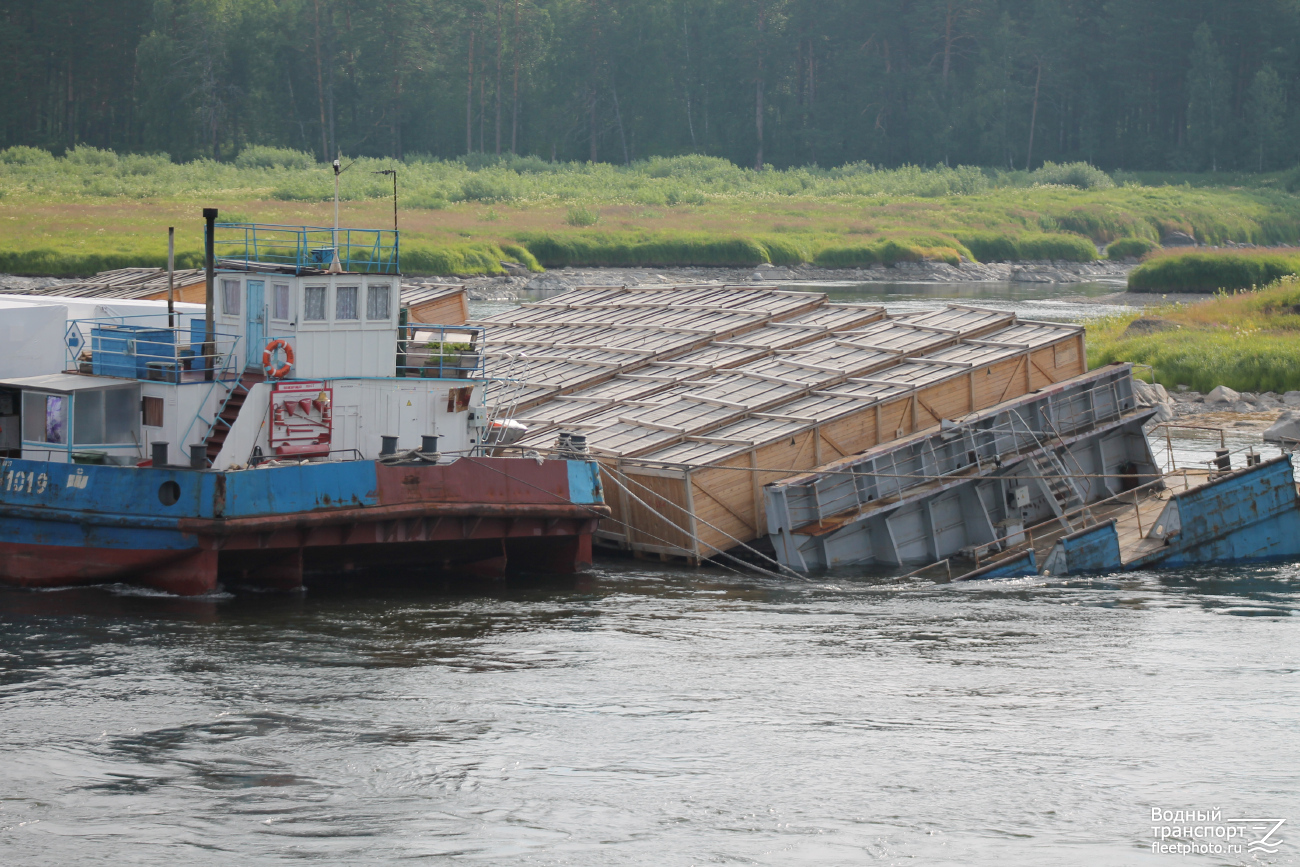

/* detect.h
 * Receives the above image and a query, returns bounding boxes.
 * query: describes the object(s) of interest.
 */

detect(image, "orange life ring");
[262,339,294,379]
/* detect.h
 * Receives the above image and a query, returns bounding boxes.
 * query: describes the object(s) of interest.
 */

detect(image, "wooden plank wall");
[677,333,1088,559]
[407,292,469,325]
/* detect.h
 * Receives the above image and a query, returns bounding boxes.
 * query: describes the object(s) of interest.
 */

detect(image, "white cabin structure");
[0,222,488,468]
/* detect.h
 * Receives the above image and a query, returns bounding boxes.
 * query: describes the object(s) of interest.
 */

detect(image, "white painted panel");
[0,304,65,378]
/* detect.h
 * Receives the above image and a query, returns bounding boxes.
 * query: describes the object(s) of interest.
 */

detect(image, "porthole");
[158,480,181,506]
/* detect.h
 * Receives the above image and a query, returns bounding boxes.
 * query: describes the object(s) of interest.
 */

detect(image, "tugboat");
[0,211,607,595]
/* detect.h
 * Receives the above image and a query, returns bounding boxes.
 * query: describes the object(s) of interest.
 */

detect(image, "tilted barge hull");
[763,362,1300,578]
[0,456,607,595]
[1041,455,1300,575]
[764,364,1158,572]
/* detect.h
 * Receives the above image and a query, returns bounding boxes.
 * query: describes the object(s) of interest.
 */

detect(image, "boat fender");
[262,339,295,379]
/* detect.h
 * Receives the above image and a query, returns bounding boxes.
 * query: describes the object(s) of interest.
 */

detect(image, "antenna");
[331,153,343,273]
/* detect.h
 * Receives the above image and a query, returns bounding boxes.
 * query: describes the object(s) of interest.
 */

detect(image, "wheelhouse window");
[366,284,391,321]
[272,283,291,321]
[221,279,241,315]
[303,286,327,321]
[336,286,359,320]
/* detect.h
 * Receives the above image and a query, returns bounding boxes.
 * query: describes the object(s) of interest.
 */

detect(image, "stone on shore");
[1205,385,1240,405]
[1264,411,1300,444]
[1283,391,1300,407]
[1132,379,1172,408]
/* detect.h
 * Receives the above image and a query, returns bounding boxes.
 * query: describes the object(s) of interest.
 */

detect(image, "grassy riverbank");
[4,147,1300,276]
[1089,276,1300,392]
[1127,248,1300,293]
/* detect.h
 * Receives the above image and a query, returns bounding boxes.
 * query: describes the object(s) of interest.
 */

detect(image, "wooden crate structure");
[592,316,1087,560]
[401,284,469,324]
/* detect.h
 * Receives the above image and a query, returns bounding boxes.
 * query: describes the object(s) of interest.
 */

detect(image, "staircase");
[1029,450,1088,530]
[203,368,266,465]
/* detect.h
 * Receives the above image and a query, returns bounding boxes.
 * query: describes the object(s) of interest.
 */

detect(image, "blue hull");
[0,456,608,593]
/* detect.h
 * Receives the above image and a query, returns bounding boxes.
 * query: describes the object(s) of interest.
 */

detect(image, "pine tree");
[1246,65,1286,171]
[1185,22,1230,172]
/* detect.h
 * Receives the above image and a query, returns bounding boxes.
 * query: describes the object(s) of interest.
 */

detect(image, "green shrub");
[1028,161,1114,190]
[401,242,508,275]
[117,153,172,175]
[519,232,769,267]
[565,205,600,227]
[63,145,118,167]
[759,237,809,266]
[1128,251,1300,292]
[665,188,707,205]
[270,178,332,201]
[0,146,54,165]
[234,146,316,170]
[955,231,1097,262]
[404,190,449,209]
[456,174,518,202]
[498,242,543,272]
[1107,237,1157,260]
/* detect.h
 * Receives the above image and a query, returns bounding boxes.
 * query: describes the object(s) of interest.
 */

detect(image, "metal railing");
[212,222,399,274]
[397,324,487,379]
[65,314,242,384]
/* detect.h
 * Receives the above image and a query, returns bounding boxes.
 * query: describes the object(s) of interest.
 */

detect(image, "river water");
[3,281,1297,866]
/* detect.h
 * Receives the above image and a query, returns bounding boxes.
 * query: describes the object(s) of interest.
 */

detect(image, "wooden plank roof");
[400,283,465,307]
[10,267,206,300]
[507,307,1081,466]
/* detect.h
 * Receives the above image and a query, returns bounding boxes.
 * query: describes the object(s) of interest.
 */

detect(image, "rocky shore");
[429,259,1133,301]
[1135,380,1300,441]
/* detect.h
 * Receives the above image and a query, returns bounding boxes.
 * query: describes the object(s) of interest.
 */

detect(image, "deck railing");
[212,222,399,274]
[396,324,486,379]
[65,314,242,384]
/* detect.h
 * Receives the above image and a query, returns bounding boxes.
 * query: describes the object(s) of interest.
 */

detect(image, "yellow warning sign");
[406,400,412,406]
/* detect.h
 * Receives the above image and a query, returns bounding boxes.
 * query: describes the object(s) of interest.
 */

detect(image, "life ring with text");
[262,339,294,379]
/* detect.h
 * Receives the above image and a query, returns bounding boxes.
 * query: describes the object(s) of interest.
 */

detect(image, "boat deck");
[931,470,1217,581]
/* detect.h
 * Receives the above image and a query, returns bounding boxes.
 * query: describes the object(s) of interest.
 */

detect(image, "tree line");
[1,0,1296,172]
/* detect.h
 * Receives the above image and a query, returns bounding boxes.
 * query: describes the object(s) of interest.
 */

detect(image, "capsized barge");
[763,364,1300,579]
[0,215,606,595]
[473,285,1300,578]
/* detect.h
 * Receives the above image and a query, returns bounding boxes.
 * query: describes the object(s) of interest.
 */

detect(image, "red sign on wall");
[270,381,332,458]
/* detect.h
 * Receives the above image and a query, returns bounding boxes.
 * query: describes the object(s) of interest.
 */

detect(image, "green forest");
[2,0,1298,171]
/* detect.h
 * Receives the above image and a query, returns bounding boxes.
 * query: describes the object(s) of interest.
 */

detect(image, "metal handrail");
[65,314,242,385]
[397,323,487,379]
[211,222,399,274]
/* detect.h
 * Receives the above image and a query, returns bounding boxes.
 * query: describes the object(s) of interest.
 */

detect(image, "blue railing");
[397,324,486,379]
[212,222,399,274]
[65,314,242,384]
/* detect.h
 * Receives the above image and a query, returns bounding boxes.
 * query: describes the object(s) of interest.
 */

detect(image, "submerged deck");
[951,470,1215,579]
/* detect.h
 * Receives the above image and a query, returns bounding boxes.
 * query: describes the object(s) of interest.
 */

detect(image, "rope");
[600,464,805,582]
[460,457,797,583]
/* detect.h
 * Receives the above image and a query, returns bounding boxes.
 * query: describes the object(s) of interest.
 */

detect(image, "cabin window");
[21,388,138,447]
[104,389,137,443]
[272,283,291,321]
[304,286,327,321]
[23,393,66,444]
[142,396,165,428]
[74,391,104,444]
[367,284,391,320]
[221,279,241,315]
[336,286,359,320]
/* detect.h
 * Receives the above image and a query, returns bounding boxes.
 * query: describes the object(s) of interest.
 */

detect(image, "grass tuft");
[1106,237,1158,260]
[1128,249,1300,293]
[565,205,600,227]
